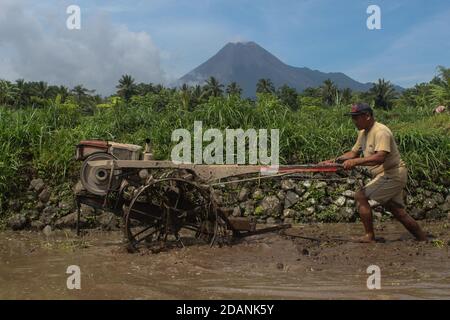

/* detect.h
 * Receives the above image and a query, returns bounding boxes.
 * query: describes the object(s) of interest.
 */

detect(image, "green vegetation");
[0,67,449,213]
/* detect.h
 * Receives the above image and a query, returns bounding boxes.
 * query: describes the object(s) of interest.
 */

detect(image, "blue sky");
[1,0,449,93]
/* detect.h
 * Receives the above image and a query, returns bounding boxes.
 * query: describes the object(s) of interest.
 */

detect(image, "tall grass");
[1,93,449,212]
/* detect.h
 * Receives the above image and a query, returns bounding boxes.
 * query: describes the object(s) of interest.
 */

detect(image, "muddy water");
[1,221,449,299]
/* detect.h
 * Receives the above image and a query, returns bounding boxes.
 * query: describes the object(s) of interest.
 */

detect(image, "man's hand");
[318,159,336,165]
[343,159,359,170]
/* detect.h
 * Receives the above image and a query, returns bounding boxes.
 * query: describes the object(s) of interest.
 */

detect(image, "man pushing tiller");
[321,103,427,243]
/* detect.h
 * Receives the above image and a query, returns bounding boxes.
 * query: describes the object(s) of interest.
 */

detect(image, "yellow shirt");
[351,121,405,177]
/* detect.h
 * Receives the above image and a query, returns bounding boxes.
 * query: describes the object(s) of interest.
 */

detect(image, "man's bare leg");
[385,202,427,241]
[354,190,376,242]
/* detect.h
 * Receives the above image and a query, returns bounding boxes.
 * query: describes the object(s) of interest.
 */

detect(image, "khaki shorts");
[362,167,407,207]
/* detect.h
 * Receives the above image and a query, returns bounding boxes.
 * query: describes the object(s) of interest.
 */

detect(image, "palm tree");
[429,66,450,106]
[256,78,275,94]
[0,80,16,106]
[203,76,224,98]
[14,79,31,107]
[321,79,337,106]
[71,85,93,102]
[341,88,353,105]
[116,74,138,102]
[226,82,242,97]
[369,78,397,110]
[34,81,51,99]
[179,84,191,110]
[136,83,155,96]
[277,84,298,110]
[57,86,70,102]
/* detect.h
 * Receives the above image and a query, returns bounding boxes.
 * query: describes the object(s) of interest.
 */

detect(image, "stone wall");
[4,172,450,231]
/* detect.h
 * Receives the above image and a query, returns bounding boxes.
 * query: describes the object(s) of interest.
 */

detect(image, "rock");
[305,207,315,216]
[73,181,85,195]
[426,208,446,220]
[338,207,355,222]
[368,200,379,208]
[281,179,296,190]
[423,190,432,197]
[252,189,264,201]
[410,208,425,220]
[80,204,95,216]
[260,196,282,217]
[346,199,355,206]
[308,198,317,206]
[283,209,296,218]
[30,178,45,193]
[294,185,305,196]
[343,190,355,198]
[283,218,294,224]
[446,195,450,204]
[7,214,28,230]
[38,188,51,203]
[238,188,250,202]
[241,200,255,216]
[266,217,276,225]
[30,220,45,231]
[301,191,311,200]
[54,212,79,229]
[40,206,58,225]
[302,180,312,189]
[439,202,450,213]
[334,196,346,207]
[36,201,46,212]
[97,212,120,231]
[315,182,327,189]
[423,199,438,210]
[284,191,300,209]
[432,193,445,205]
[373,211,383,220]
[58,201,73,212]
[232,207,241,217]
[43,225,52,237]
[346,178,356,185]
[276,190,286,201]
[7,199,22,212]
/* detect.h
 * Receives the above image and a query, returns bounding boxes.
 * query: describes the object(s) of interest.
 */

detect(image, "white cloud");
[0,0,166,95]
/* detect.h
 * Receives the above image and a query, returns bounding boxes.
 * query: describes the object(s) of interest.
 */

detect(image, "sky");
[0,0,449,95]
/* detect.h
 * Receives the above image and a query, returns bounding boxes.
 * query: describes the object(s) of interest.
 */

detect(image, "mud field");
[1,221,449,300]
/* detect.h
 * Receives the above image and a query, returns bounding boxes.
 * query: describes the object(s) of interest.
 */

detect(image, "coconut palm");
[341,88,352,105]
[321,79,337,106]
[116,74,138,102]
[179,84,191,110]
[203,76,224,98]
[277,84,298,110]
[369,78,397,110]
[226,82,242,97]
[256,78,275,94]
[429,66,450,106]
[0,80,16,106]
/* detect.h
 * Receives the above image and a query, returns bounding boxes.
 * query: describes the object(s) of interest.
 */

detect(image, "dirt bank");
[0,221,449,299]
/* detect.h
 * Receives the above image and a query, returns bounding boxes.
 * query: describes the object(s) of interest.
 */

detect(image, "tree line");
[0,66,448,112]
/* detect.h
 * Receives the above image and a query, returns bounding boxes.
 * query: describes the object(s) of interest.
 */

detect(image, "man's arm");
[319,150,359,164]
[343,151,388,169]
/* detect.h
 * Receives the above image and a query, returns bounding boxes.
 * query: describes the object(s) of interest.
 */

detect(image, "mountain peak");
[178,41,374,97]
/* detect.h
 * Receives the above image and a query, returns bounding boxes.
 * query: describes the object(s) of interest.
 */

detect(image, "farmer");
[321,103,427,242]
